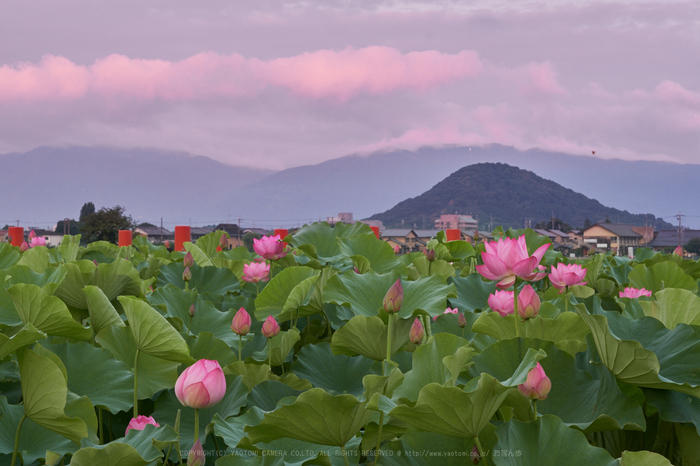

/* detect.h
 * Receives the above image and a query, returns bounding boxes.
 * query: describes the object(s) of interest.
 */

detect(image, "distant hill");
[369,163,674,230]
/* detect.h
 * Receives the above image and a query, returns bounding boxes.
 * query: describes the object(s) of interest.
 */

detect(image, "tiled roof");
[649,229,700,247]
[587,223,641,238]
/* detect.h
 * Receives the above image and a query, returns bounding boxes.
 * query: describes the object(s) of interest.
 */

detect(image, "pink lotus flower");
[475,236,550,289]
[549,263,587,292]
[409,318,424,344]
[253,235,286,260]
[219,233,229,250]
[125,415,159,435]
[261,315,280,338]
[19,241,28,252]
[393,245,400,254]
[174,359,226,409]
[188,439,205,466]
[517,285,540,320]
[619,287,652,299]
[242,261,270,283]
[424,249,435,261]
[183,251,195,268]
[28,230,36,240]
[433,307,459,321]
[518,362,551,400]
[674,245,683,257]
[488,290,515,317]
[28,233,46,248]
[231,308,252,336]
[458,312,467,328]
[383,279,403,314]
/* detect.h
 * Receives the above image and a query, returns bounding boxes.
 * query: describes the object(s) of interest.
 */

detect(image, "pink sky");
[0,0,697,169]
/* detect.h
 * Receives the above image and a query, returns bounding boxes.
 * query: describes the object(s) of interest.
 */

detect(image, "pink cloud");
[0,47,483,103]
[653,80,700,108]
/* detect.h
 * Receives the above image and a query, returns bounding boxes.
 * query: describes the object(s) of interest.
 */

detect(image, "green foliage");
[79,205,134,244]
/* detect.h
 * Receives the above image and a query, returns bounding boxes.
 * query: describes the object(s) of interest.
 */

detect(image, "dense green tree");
[242,231,262,253]
[685,237,700,255]
[137,222,157,228]
[80,205,134,244]
[79,202,96,222]
[55,219,80,236]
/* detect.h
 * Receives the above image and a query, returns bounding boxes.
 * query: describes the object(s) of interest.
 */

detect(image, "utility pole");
[677,212,684,248]
[238,217,241,245]
[160,217,164,243]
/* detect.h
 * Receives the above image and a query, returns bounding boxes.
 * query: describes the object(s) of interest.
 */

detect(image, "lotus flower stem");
[238,335,243,361]
[532,399,538,420]
[133,349,140,417]
[474,435,489,466]
[10,414,26,466]
[513,281,521,338]
[564,290,569,313]
[268,338,272,370]
[341,444,350,466]
[194,408,200,445]
[385,314,393,374]
[211,432,221,457]
[375,411,385,465]
[99,408,104,444]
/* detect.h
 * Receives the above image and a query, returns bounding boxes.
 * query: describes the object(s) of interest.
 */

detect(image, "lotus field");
[2,222,700,466]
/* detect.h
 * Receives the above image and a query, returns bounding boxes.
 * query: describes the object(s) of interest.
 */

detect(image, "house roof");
[649,229,700,247]
[137,226,172,236]
[244,228,270,236]
[549,229,569,237]
[382,229,414,237]
[586,223,641,238]
[413,229,442,238]
[214,224,241,235]
[190,227,213,235]
[534,229,557,238]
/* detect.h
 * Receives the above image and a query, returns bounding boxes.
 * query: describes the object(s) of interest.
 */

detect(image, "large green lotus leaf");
[471,312,590,355]
[0,396,79,465]
[119,295,193,364]
[578,304,700,397]
[16,246,51,273]
[70,442,148,466]
[330,314,413,361]
[195,230,229,257]
[619,450,672,466]
[224,361,275,391]
[96,325,180,399]
[643,388,700,436]
[473,338,645,433]
[628,261,698,293]
[184,240,213,267]
[291,343,376,397]
[153,375,249,449]
[0,323,46,360]
[0,243,20,269]
[38,340,134,414]
[94,259,142,301]
[289,221,372,263]
[83,285,125,335]
[156,262,240,295]
[676,423,700,466]
[245,388,371,447]
[18,348,89,444]
[492,415,617,466]
[448,274,498,313]
[247,381,301,411]
[638,288,700,329]
[53,260,97,308]
[188,332,237,367]
[213,408,266,449]
[5,264,66,295]
[410,256,455,280]
[389,374,511,438]
[601,262,634,287]
[147,283,196,321]
[8,283,92,340]
[338,234,406,274]
[76,424,179,464]
[0,277,23,327]
[430,311,482,342]
[250,329,301,367]
[254,266,320,322]
[392,333,473,402]
[216,454,284,466]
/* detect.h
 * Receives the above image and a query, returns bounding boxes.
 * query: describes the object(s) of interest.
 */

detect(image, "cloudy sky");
[1,0,697,170]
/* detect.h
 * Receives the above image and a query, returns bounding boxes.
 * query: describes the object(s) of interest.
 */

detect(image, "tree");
[79,202,96,222]
[137,222,157,228]
[55,219,80,236]
[685,237,700,255]
[80,205,134,244]
[242,231,262,253]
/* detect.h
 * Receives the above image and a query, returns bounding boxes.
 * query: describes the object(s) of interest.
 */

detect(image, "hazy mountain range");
[3,144,698,230]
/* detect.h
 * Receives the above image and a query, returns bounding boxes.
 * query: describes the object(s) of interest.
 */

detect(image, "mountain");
[2,146,274,228]
[369,163,674,230]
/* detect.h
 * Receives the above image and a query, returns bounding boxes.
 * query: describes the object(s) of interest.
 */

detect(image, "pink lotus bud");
[517,285,540,320]
[125,415,159,435]
[674,245,683,257]
[183,251,195,268]
[174,359,226,409]
[242,261,270,283]
[164,240,170,249]
[488,290,515,317]
[253,235,286,260]
[182,267,192,282]
[518,362,551,400]
[393,245,400,254]
[353,266,360,274]
[424,249,435,261]
[383,279,403,314]
[458,312,467,328]
[619,287,652,299]
[231,308,251,336]
[219,233,229,250]
[189,304,196,317]
[475,236,550,288]
[93,260,99,267]
[28,230,36,240]
[471,445,480,464]
[433,307,459,321]
[549,263,587,293]
[19,241,28,252]
[409,318,424,344]
[261,315,280,338]
[187,439,205,466]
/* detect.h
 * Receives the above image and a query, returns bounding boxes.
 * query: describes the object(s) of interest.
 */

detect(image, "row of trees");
[57,202,134,244]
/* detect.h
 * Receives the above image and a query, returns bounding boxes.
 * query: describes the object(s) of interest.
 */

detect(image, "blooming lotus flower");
[549,263,587,292]
[619,287,652,299]
[488,290,515,317]
[183,251,195,268]
[242,261,270,283]
[517,285,540,320]
[182,266,192,282]
[253,235,286,260]
[433,307,459,321]
[174,359,226,409]
[231,308,252,336]
[125,415,159,435]
[261,315,280,338]
[518,362,551,400]
[188,439,205,466]
[475,236,550,289]
[674,245,683,257]
[29,236,46,248]
[409,318,424,344]
[19,241,28,252]
[458,312,467,328]
[383,279,403,314]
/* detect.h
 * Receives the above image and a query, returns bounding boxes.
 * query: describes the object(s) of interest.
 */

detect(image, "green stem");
[513,280,520,338]
[532,399,538,421]
[238,335,243,361]
[564,289,569,313]
[99,407,104,444]
[256,281,259,296]
[193,409,200,444]
[385,314,393,375]
[184,282,189,291]
[669,425,675,461]
[133,349,140,417]
[211,432,221,457]
[267,338,272,370]
[10,414,26,466]
[375,411,385,465]
[341,444,350,466]
[474,435,489,466]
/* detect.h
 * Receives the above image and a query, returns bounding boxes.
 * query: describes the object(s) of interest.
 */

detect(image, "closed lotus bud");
[28,230,36,240]
[188,304,196,317]
[424,249,435,261]
[187,439,205,466]
[409,318,424,344]
[182,266,192,282]
[383,279,403,314]
[261,315,280,338]
[183,251,195,268]
[471,445,480,464]
[518,362,551,400]
[175,359,226,409]
[517,285,541,320]
[219,233,229,250]
[19,241,28,252]
[231,308,251,336]
[674,245,683,257]
[458,312,467,328]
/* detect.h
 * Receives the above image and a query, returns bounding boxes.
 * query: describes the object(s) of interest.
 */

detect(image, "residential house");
[135,226,173,243]
[648,230,700,251]
[534,229,557,242]
[0,230,8,243]
[381,229,470,254]
[548,230,570,244]
[582,223,646,252]
[327,213,354,225]
[434,214,478,233]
